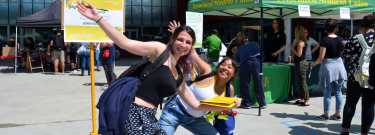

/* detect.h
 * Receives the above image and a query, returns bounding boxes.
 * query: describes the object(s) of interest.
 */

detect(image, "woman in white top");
[158,22,238,135]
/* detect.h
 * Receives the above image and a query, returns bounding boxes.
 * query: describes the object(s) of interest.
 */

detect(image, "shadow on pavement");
[287,122,375,135]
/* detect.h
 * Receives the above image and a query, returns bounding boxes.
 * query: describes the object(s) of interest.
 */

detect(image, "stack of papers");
[200,97,242,108]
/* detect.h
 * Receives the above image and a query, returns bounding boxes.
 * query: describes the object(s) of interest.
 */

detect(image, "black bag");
[70,42,78,52]
[54,35,64,51]
[108,48,182,110]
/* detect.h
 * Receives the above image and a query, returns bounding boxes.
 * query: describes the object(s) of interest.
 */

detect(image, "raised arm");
[177,80,241,111]
[242,26,261,30]
[76,2,165,61]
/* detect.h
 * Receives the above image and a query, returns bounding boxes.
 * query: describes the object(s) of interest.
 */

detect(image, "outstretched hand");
[76,2,101,23]
[168,20,181,33]
[231,99,242,109]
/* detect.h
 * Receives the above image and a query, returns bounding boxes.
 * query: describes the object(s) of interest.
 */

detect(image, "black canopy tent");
[13,0,61,74]
[16,0,61,27]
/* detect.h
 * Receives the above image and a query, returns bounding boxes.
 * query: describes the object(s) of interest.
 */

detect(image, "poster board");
[186,12,203,48]
[64,0,124,42]
[2,47,15,56]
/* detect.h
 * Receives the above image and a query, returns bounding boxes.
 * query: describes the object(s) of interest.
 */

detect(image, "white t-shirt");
[292,38,319,60]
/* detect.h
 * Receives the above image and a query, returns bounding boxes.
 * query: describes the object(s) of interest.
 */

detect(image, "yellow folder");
[200,97,241,108]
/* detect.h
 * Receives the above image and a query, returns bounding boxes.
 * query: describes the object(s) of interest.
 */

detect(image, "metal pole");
[89,42,99,135]
[15,27,17,75]
[351,19,353,36]
[258,7,264,116]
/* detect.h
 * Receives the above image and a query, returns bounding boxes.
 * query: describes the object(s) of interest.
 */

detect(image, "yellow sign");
[64,0,124,42]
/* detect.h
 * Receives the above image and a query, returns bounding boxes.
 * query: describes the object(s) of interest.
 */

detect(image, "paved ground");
[0,58,373,135]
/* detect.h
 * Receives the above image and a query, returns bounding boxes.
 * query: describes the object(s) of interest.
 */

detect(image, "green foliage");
[205,111,229,123]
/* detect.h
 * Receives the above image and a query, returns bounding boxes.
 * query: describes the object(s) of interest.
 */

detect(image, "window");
[153,0,161,6]
[9,3,20,24]
[21,3,32,17]
[0,3,8,24]
[143,0,151,6]
[132,0,141,5]
[152,7,161,25]
[162,7,170,25]
[142,6,151,25]
[33,0,44,3]
[33,3,44,13]
[132,6,141,25]
[125,6,131,25]
[9,0,20,2]
[162,0,171,6]
[45,3,51,8]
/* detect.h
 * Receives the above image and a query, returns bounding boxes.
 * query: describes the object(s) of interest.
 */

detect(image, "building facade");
[0,0,178,50]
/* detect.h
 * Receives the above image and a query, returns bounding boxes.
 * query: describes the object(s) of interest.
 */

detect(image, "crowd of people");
[5,2,374,134]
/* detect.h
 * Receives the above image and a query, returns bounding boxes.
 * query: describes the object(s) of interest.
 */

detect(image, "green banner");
[213,65,291,105]
[188,0,374,19]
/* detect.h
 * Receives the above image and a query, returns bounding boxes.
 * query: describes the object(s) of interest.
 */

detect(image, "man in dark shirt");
[5,36,20,65]
[5,37,19,49]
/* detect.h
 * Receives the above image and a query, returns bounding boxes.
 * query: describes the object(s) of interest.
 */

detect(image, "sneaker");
[261,105,267,109]
[329,115,342,121]
[241,105,251,109]
[71,70,77,73]
[316,114,329,121]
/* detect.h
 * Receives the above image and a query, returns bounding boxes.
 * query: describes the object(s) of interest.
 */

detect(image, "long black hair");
[217,57,239,83]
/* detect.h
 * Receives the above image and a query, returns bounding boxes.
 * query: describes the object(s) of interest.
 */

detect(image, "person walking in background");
[242,18,286,63]
[101,42,117,87]
[203,29,222,65]
[234,40,266,109]
[6,36,21,66]
[341,15,375,135]
[68,42,79,73]
[311,18,347,121]
[291,29,320,62]
[289,26,309,106]
[50,30,67,75]
[79,42,95,76]
[95,42,101,71]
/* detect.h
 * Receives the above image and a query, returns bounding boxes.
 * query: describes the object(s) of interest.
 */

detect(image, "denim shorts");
[158,94,220,135]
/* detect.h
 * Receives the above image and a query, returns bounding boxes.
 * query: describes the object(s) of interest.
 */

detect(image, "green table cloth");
[213,65,291,105]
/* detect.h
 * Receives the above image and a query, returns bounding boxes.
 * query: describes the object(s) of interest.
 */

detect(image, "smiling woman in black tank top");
[76,3,242,134]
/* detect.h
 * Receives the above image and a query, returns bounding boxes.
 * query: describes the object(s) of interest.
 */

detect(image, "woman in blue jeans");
[95,42,101,71]
[311,18,347,121]
[79,42,96,76]
[159,22,238,135]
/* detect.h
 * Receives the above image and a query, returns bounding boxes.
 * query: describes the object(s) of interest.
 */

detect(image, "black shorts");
[69,52,77,63]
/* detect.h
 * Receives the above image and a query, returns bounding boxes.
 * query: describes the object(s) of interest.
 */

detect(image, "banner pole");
[89,42,99,135]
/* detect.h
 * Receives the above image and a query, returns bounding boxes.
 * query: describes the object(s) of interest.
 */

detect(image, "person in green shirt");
[203,29,222,64]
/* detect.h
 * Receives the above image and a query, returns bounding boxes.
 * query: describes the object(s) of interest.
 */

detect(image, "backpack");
[70,42,78,52]
[354,34,373,89]
[213,82,236,135]
[96,49,174,135]
[54,35,64,51]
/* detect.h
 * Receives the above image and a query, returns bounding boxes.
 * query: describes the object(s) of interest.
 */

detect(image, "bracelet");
[96,16,103,23]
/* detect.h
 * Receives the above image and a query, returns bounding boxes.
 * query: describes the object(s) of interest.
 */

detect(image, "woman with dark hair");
[289,26,309,106]
[312,18,347,121]
[26,37,36,50]
[76,3,241,134]
[226,44,238,58]
[158,21,239,135]
[341,15,375,135]
[242,18,286,63]
[343,29,351,40]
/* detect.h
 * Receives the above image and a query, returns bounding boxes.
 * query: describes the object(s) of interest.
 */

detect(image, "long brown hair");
[295,26,307,43]
[168,25,196,78]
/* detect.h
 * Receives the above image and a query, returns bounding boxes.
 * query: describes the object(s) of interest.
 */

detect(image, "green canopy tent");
[188,0,375,115]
